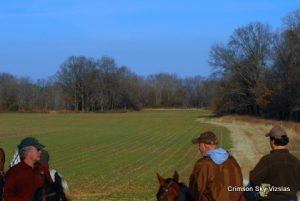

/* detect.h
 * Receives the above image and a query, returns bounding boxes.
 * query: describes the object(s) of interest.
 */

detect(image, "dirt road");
[199,117,270,179]
[199,116,300,199]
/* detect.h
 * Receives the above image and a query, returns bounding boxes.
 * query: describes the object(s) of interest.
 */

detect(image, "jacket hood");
[205,148,229,165]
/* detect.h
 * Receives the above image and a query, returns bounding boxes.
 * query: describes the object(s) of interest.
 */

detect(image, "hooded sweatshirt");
[189,148,245,201]
[205,148,229,165]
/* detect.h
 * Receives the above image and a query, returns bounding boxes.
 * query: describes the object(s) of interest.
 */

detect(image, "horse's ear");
[173,170,179,182]
[157,173,166,186]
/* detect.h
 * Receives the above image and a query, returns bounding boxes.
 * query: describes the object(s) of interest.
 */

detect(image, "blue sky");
[0,0,299,80]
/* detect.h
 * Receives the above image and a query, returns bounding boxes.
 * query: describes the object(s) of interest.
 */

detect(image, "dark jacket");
[250,149,300,201]
[189,155,245,201]
[4,161,52,201]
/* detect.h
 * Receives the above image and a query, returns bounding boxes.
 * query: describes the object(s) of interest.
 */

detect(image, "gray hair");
[19,146,34,160]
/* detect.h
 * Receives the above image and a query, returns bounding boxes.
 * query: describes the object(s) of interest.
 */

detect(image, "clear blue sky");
[0,0,299,80]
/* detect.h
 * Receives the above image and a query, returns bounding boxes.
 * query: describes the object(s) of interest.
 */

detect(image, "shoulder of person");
[192,157,218,175]
[226,155,244,168]
[286,151,300,162]
[226,155,235,160]
[260,153,273,161]
[227,154,240,161]
[5,162,22,176]
[195,156,214,166]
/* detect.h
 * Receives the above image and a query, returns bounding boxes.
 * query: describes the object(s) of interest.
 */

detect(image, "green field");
[0,109,230,201]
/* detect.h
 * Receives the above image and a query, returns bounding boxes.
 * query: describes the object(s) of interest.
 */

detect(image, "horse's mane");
[177,182,193,201]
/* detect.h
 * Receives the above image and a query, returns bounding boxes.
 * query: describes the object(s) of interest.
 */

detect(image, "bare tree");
[269,9,300,120]
[0,73,18,111]
[209,22,273,115]
[56,56,97,111]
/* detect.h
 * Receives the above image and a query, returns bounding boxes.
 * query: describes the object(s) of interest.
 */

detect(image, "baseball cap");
[192,131,218,145]
[17,137,45,150]
[265,126,287,139]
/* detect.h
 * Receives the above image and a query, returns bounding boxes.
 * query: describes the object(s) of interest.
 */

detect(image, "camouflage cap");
[192,131,218,145]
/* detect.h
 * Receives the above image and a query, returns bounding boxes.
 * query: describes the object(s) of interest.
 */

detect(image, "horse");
[156,170,194,201]
[32,172,70,201]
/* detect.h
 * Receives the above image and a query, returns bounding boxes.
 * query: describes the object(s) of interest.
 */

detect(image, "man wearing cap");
[249,126,300,201]
[189,131,245,201]
[4,137,52,201]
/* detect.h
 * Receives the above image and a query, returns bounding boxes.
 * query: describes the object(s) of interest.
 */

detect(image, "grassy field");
[0,109,231,201]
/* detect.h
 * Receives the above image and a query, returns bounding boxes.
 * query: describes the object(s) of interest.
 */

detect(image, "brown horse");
[156,171,194,201]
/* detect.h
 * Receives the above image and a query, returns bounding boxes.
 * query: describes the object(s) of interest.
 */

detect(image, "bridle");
[43,191,57,200]
[38,183,57,201]
[157,178,176,200]
[39,193,55,201]
[163,179,176,191]
[158,178,189,201]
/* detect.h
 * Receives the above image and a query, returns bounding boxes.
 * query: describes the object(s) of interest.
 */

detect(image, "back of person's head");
[192,131,218,145]
[266,126,289,146]
[270,135,289,146]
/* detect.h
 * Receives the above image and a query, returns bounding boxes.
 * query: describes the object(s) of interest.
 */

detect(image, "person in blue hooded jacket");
[188,131,246,201]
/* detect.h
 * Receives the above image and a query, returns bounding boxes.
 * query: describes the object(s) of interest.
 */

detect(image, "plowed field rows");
[0,110,231,200]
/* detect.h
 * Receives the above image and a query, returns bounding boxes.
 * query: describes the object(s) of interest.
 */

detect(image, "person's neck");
[207,145,218,151]
[23,158,35,168]
[272,146,286,150]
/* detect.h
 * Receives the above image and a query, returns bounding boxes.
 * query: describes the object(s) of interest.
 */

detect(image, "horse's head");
[156,171,190,201]
[33,172,69,201]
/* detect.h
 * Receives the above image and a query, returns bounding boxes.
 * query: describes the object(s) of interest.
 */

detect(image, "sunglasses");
[35,147,42,151]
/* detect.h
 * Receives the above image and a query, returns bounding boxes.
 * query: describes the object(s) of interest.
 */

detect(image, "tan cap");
[265,126,287,139]
[192,131,218,145]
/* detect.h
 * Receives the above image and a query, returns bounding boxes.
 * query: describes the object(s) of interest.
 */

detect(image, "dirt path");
[199,116,300,199]
[199,117,270,179]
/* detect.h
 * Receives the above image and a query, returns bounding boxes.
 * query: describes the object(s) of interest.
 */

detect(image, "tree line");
[0,56,213,112]
[1,9,300,121]
[209,9,300,121]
